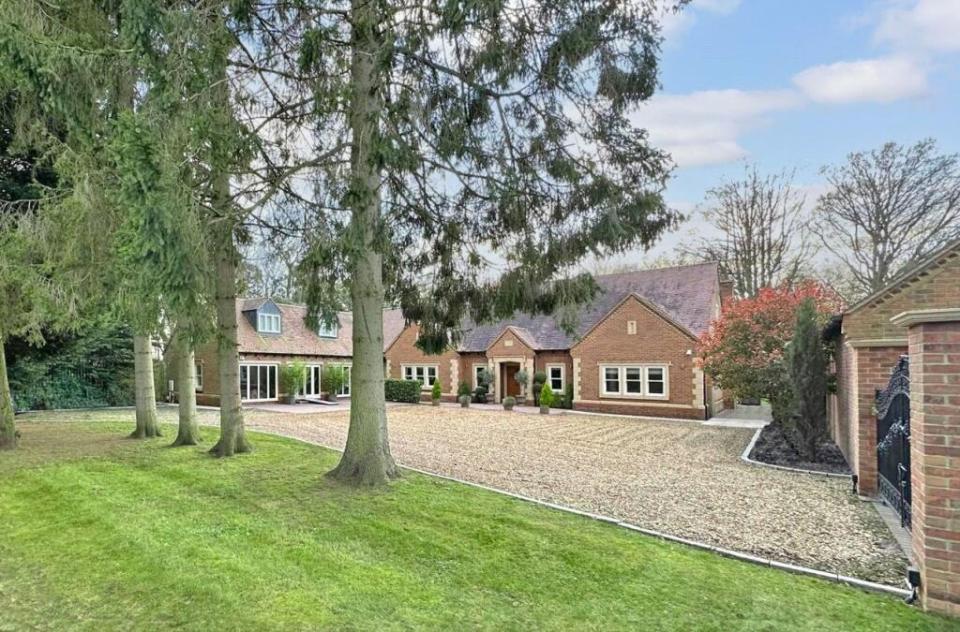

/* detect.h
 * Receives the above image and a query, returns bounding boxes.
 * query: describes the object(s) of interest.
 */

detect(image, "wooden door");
[504,364,521,398]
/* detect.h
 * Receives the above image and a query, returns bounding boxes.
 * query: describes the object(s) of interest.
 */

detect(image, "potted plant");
[458,382,471,408]
[502,396,516,411]
[514,368,529,404]
[431,380,443,406]
[321,366,345,402]
[539,382,554,415]
[532,370,547,405]
[279,361,307,405]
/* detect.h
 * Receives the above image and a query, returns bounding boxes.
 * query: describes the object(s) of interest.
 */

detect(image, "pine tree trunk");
[0,336,18,450]
[327,0,398,486]
[171,333,201,447]
[208,208,251,458]
[130,333,161,438]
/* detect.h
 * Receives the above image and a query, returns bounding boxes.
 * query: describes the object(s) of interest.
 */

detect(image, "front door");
[503,363,521,400]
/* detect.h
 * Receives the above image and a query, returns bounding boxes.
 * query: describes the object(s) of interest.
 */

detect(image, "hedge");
[385,379,421,403]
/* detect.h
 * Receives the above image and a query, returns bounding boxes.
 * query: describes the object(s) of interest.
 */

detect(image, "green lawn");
[1,421,955,631]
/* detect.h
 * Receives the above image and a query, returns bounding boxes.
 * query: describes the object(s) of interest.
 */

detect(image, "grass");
[0,421,956,631]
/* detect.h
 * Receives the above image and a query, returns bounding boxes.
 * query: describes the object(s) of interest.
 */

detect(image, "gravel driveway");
[239,404,905,585]
[29,404,907,585]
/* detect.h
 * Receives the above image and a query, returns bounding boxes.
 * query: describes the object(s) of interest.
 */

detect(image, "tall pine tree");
[244,0,684,484]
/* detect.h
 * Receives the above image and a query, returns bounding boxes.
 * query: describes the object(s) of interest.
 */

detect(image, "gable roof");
[572,292,699,347]
[236,299,405,356]
[844,237,960,316]
[457,262,720,352]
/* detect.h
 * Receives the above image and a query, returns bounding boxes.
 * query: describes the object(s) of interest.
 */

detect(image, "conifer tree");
[787,298,829,460]
[246,0,684,484]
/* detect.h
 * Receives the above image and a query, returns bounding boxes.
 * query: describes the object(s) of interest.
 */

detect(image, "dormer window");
[258,312,281,334]
[318,321,338,338]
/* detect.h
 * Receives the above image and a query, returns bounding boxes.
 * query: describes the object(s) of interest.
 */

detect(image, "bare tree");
[682,167,813,297]
[816,139,960,298]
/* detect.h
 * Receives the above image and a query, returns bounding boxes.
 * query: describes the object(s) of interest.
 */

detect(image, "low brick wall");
[573,401,706,420]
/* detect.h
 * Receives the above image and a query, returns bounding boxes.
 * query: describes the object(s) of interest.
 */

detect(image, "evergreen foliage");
[279,362,307,398]
[786,299,829,460]
[431,380,442,402]
[6,323,135,412]
[384,379,421,403]
[539,382,554,408]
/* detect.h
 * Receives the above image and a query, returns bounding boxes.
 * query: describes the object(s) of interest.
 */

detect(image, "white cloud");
[634,89,801,167]
[874,0,960,54]
[659,0,742,41]
[792,56,929,104]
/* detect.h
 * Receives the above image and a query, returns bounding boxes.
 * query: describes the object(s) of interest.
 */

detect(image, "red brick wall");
[384,324,459,397]
[844,249,960,341]
[571,296,705,419]
[830,338,857,470]
[852,345,908,494]
[909,320,960,616]
[534,351,573,395]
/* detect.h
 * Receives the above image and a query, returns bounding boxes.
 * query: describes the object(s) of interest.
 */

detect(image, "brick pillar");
[853,345,909,495]
[893,309,960,616]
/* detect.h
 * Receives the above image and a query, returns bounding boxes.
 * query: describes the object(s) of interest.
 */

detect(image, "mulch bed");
[749,423,851,475]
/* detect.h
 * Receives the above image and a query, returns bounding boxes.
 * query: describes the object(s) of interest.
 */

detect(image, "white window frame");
[257,312,281,334]
[303,364,323,397]
[317,321,338,338]
[546,363,565,392]
[239,362,279,402]
[333,364,351,397]
[598,364,669,400]
[195,363,204,392]
[473,363,487,389]
[402,364,439,390]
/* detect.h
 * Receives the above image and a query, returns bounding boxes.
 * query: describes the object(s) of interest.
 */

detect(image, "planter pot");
[503,403,514,411]
[432,399,441,407]
[459,395,470,408]
[540,406,550,415]
[324,392,337,403]
[283,394,297,405]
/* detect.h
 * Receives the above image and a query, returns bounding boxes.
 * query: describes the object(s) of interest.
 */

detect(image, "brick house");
[188,263,729,420]
[190,298,405,406]
[827,238,960,496]
[385,263,732,419]
[824,237,960,616]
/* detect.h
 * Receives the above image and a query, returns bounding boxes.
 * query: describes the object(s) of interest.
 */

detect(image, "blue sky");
[623,0,960,261]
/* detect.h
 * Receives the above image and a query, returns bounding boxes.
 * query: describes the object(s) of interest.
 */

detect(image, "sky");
[616,0,960,263]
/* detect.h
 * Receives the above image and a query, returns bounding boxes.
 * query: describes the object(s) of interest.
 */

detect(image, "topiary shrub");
[431,379,443,404]
[472,384,489,403]
[458,381,472,397]
[385,379,421,403]
[539,382,554,413]
[563,383,574,409]
[533,371,547,405]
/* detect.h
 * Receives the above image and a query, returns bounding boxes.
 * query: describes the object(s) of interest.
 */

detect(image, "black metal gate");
[876,356,911,529]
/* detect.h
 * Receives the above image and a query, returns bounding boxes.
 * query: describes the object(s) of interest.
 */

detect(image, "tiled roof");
[458,262,720,352]
[236,299,405,356]
[236,262,719,357]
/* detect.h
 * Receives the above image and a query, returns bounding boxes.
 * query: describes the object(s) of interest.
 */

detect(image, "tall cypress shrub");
[787,298,828,460]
